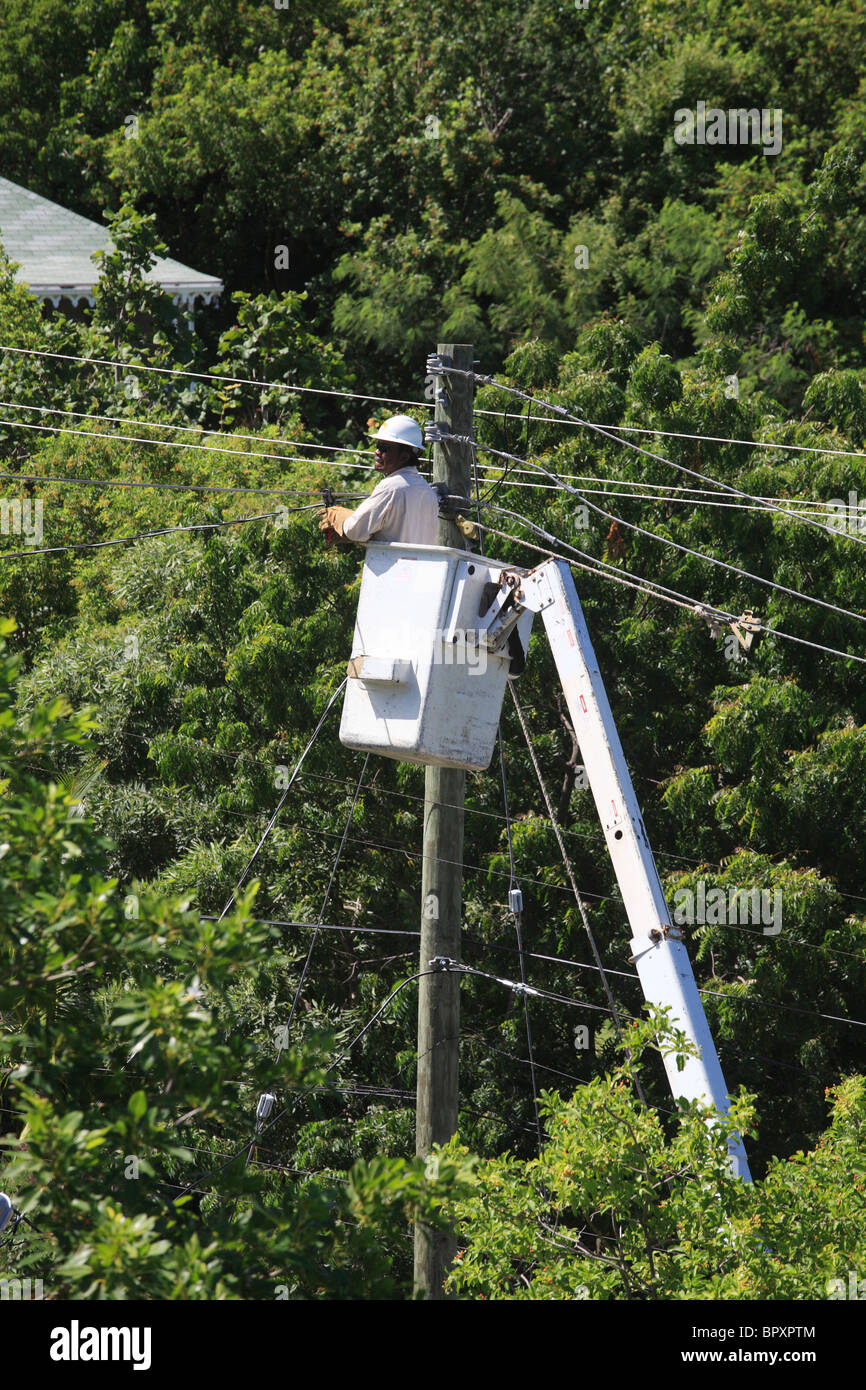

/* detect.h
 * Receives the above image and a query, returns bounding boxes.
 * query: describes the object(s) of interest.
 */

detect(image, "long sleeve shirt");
[341,466,439,545]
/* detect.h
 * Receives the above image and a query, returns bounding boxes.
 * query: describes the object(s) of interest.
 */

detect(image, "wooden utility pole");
[414,343,474,1299]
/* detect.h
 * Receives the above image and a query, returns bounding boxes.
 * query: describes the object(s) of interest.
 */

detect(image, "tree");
[0,620,471,1298]
[442,1014,866,1299]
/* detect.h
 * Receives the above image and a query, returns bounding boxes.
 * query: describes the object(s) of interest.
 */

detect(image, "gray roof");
[0,177,222,308]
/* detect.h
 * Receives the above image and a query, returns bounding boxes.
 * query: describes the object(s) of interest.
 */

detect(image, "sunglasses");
[375,440,403,453]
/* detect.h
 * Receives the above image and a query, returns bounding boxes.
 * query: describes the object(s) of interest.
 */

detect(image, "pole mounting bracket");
[429,955,459,973]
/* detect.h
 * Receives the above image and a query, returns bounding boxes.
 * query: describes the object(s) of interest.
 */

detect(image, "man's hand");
[318,506,354,538]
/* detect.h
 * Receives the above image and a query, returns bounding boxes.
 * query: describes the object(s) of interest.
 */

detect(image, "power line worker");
[318,415,439,545]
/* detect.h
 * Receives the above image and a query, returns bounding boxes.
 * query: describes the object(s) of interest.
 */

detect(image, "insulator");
[256,1093,276,1122]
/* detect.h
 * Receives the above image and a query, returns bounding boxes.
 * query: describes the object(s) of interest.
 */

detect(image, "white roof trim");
[0,177,223,307]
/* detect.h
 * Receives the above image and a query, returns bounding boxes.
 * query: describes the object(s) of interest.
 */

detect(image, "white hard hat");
[368,414,425,454]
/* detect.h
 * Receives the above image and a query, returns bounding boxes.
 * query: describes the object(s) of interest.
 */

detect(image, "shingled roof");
[0,177,222,308]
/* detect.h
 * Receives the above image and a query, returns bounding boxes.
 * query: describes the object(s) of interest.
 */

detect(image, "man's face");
[374,440,411,475]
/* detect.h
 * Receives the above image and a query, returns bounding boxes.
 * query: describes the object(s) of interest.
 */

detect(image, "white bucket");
[339,543,534,771]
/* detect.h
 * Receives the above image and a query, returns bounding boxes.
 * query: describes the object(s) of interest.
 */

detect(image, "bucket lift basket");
[339,543,534,771]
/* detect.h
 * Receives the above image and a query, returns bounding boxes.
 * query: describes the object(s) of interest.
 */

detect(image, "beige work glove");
[318,506,354,538]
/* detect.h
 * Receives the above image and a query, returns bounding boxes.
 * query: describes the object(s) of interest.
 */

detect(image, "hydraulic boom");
[513,559,751,1181]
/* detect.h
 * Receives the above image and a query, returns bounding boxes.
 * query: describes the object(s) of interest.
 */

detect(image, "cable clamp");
[461,364,495,385]
[426,354,447,377]
[429,955,459,973]
[506,978,540,998]
[433,481,451,518]
[455,513,478,541]
[426,422,477,449]
[435,488,474,521]
[730,610,761,654]
[693,603,723,639]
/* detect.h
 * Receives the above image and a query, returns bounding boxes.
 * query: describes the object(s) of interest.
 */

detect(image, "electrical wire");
[276,815,630,911]
[473,406,866,463]
[0,414,377,473]
[0,398,373,460]
[97,747,865,981]
[15,404,845,522]
[51,713,866,974]
[65,718,731,877]
[479,504,866,669]
[0,343,435,411]
[172,924,657,1205]
[8,348,863,1219]
[696,984,866,1030]
[0,505,317,562]
[0,467,364,500]
[227,753,369,1219]
[474,469,853,516]
[203,916,421,939]
[5,397,847,525]
[508,686,649,1107]
[215,678,348,922]
[9,340,866,464]
[4,393,849,515]
[499,732,544,1151]
[292,768,723,872]
[238,970,442,1170]
[451,363,866,545]
[198,913,866,1023]
[485,500,728,618]
[281,755,370,1049]
[168,967,437,1201]
[477,463,861,506]
[470,436,866,624]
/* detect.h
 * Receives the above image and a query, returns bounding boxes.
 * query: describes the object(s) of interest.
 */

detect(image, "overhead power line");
[469,437,866,626]
[473,469,845,515]
[0,467,361,501]
[7,340,866,464]
[437,360,866,552]
[479,503,866,669]
[485,502,724,618]
[13,407,830,516]
[282,755,371,1049]
[499,732,544,1149]
[507,685,648,1107]
[0,343,434,411]
[474,408,866,463]
[3,393,852,516]
[0,398,375,460]
[0,504,322,562]
[475,462,858,509]
[0,413,377,473]
[215,678,349,922]
[479,464,860,507]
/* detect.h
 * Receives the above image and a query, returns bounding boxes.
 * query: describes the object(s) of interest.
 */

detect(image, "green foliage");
[0,626,472,1298]
[211,290,352,430]
[629,345,683,413]
[2,0,866,1301]
[442,1017,866,1299]
[3,0,866,393]
[90,204,185,360]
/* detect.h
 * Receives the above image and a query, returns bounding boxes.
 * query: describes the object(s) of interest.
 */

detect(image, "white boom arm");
[519,559,751,1181]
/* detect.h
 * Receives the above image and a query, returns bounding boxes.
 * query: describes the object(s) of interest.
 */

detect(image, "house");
[0,176,222,310]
